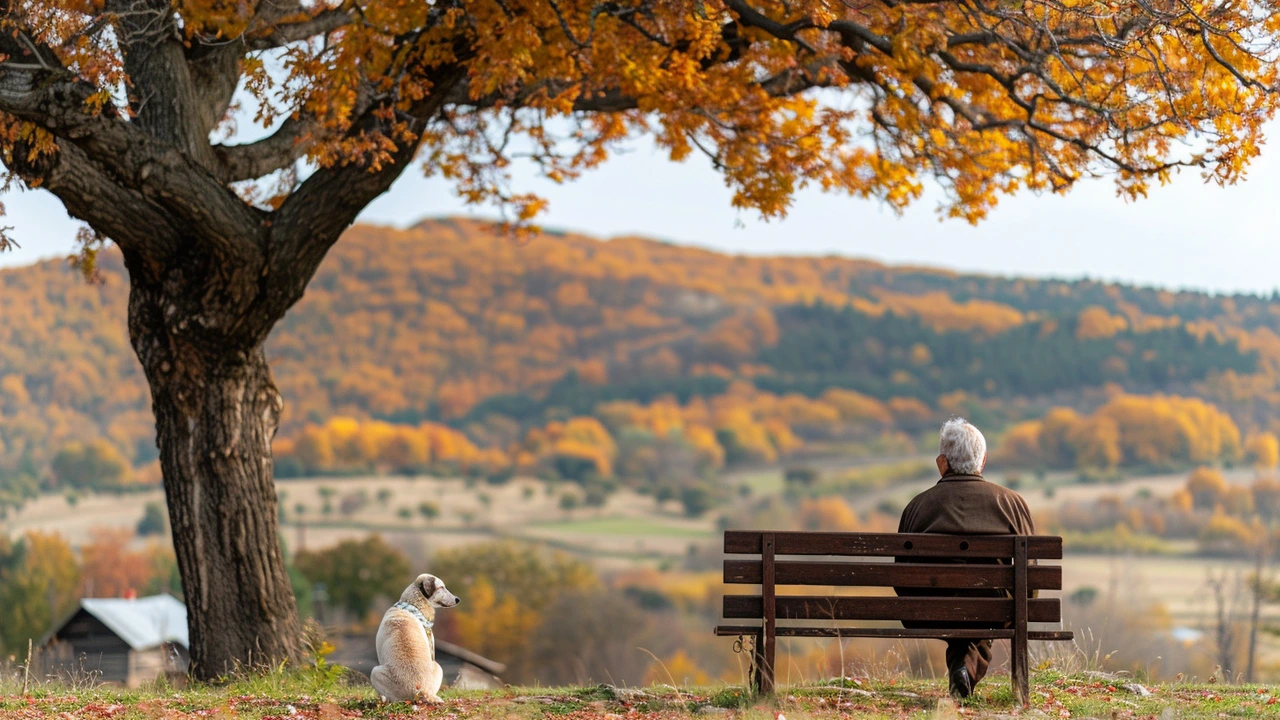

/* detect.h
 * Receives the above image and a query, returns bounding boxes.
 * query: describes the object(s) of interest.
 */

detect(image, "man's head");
[936,417,987,476]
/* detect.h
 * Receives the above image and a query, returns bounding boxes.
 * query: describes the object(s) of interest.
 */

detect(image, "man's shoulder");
[984,479,1032,504]
[913,475,1030,505]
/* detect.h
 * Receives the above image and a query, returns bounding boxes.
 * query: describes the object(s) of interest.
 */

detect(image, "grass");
[1,670,1276,719]
[734,470,786,497]
[529,516,713,538]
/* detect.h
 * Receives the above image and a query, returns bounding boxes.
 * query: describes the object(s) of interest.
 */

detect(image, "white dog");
[370,573,461,704]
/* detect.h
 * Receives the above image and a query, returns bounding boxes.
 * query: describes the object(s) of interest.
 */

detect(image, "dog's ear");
[418,575,437,598]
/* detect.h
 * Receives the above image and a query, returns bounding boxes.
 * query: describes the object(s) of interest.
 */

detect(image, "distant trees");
[1246,433,1280,470]
[679,487,714,519]
[1042,466,1280,560]
[50,439,132,492]
[0,528,184,655]
[294,536,410,619]
[80,528,168,599]
[0,470,38,519]
[274,418,493,478]
[996,395,1242,473]
[4,222,1275,504]
[417,502,441,524]
[797,498,860,532]
[784,467,819,487]
[0,532,79,654]
[428,542,598,680]
[136,501,168,537]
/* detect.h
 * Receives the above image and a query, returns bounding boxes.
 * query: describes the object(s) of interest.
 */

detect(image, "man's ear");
[936,454,949,476]
[980,453,988,473]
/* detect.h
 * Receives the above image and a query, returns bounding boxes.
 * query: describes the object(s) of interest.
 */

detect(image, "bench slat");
[713,625,1074,642]
[723,560,1062,590]
[724,531,1062,559]
[723,595,1062,624]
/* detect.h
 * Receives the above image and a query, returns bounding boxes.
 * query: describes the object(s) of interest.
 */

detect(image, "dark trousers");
[946,638,993,688]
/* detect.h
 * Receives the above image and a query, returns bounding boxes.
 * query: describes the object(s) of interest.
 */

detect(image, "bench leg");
[1012,538,1030,706]
[1011,636,1029,706]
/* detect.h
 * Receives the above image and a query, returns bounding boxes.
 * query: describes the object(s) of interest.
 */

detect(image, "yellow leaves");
[279,418,484,475]
[452,577,541,662]
[797,497,859,531]
[1076,306,1129,340]
[1245,432,1280,469]
[874,291,1026,335]
[1011,395,1243,472]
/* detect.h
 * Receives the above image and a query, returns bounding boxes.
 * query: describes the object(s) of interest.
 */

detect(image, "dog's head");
[402,573,461,610]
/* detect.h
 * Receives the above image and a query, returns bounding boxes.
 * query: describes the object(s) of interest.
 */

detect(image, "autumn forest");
[1,216,1278,512]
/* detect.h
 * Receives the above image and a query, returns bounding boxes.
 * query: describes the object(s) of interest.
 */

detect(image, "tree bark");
[127,263,302,679]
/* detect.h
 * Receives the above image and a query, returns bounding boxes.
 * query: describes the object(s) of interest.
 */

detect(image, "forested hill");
[1,216,1278,484]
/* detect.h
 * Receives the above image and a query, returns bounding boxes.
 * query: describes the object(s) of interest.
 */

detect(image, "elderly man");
[896,418,1036,699]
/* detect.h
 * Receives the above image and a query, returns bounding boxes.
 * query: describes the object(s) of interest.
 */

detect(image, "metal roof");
[74,595,189,651]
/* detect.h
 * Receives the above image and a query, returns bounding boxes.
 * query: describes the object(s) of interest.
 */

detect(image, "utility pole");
[1244,525,1273,683]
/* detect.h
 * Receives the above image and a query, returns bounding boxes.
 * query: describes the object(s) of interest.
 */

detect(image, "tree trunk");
[128,269,302,680]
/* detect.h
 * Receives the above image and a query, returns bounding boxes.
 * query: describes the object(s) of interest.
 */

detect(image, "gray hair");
[939,417,987,475]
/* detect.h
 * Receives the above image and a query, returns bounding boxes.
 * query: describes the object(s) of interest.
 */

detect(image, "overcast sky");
[3,131,1278,295]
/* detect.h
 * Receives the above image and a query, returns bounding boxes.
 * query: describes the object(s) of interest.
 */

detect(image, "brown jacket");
[894,473,1037,625]
[897,473,1035,537]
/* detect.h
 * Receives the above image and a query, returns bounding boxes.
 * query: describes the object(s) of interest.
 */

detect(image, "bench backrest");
[722,531,1063,626]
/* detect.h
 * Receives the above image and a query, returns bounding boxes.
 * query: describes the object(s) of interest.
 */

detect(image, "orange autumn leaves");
[274,417,506,477]
[5,2,1280,230]
[274,386,826,479]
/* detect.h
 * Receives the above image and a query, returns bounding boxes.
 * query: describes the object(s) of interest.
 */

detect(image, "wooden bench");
[714,531,1074,703]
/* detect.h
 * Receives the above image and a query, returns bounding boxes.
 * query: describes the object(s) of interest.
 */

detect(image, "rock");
[1122,684,1151,697]
[841,688,874,697]
[1083,670,1128,681]
[452,664,504,690]
[608,687,651,702]
[932,697,960,720]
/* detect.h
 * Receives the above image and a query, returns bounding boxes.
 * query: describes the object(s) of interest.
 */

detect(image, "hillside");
[2,217,1280,489]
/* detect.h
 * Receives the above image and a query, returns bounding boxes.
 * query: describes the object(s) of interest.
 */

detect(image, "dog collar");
[394,601,433,630]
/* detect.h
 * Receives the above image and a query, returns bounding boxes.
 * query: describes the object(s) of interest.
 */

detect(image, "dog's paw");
[420,694,446,706]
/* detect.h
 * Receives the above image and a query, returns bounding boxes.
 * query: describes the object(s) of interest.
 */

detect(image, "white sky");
[3,130,1279,295]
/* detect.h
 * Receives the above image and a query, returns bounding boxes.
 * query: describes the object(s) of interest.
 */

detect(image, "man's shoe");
[949,666,973,699]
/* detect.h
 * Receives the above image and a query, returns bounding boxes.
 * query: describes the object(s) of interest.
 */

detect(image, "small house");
[41,594,189,688]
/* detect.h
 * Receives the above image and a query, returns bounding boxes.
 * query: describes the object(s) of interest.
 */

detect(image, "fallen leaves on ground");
[0,676,1273,720]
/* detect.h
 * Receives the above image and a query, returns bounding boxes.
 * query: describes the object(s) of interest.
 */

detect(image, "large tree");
[1,0,1277,678]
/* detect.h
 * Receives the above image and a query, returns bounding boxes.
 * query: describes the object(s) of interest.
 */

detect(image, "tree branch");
[212,116,316,182]
[0,63,265,262]
[7,138,181,269]
[244,9,354,51]
[265,66,467,325]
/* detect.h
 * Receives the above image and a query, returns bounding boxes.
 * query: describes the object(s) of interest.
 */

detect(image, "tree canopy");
[3,0,1278,241]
